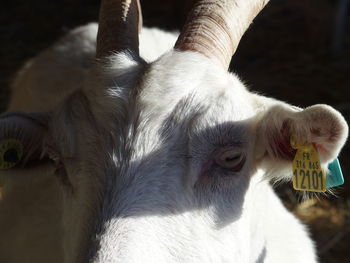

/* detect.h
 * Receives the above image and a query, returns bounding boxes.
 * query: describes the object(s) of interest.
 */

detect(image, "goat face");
[3,47,348,263]
[1,0,348,262]
[50,50,260,262]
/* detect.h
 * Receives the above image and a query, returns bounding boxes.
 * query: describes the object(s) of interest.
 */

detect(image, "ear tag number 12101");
[291,138,345,192]
[291,139,326,192]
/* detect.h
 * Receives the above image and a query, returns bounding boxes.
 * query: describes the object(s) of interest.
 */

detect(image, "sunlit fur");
[8,24,178,112]
[0,23,348,263]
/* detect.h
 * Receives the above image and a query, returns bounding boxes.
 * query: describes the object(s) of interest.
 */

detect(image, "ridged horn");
[175,0,270,69]
[96,0,142,58]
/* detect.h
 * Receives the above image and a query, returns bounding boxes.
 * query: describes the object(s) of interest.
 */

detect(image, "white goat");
[0,0,348,263]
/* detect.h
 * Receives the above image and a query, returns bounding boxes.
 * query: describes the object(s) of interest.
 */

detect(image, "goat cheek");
[195,160,214,186]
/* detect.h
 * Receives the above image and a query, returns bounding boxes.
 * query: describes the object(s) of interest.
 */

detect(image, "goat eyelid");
[214,147,246,171]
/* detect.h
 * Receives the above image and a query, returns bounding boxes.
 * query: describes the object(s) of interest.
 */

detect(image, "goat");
[0,0,348,262]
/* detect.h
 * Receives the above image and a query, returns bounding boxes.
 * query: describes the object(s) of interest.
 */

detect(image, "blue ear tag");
[326,158,344,188]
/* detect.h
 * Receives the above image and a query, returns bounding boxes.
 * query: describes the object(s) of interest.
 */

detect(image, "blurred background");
[0,0,349,262]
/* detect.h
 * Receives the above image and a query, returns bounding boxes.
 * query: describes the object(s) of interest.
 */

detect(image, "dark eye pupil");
[225,155,240,162]
[4,148,19,163]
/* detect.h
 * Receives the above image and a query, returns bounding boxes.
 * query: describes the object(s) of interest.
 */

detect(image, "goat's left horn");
[96,0,142,58]
[175,0,270,70]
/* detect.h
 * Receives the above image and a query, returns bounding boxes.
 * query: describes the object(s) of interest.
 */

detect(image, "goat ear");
[0,112,51,170]
[255,104,348,170]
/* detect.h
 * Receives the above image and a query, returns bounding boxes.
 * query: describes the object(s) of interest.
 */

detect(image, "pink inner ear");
[310,128,321,136]
[310,123,340,160]
[270,121,296,161]
[273,136,296,160]
[314,143,329,156]
[275,126,332,162]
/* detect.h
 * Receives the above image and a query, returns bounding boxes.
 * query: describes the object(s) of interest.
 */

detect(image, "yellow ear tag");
[291,137,326,192]
[0,139,23,170]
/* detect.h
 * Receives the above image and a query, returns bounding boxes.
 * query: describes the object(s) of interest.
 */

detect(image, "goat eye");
[214,149,245,171]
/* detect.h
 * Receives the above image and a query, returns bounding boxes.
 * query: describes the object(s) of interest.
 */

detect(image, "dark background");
[0,0,349,262]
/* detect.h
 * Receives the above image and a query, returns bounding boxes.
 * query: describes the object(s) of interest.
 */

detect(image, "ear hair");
[255,103,348,182]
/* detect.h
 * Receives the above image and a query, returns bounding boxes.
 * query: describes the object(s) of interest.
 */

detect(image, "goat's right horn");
[96,0,142,58]
[175,0,270,70]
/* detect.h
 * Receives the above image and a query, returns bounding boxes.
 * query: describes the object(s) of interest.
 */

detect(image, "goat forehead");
[137,51,253,121]
[81,51,255,161]
[128,96,253,167]
[91,51,252,121]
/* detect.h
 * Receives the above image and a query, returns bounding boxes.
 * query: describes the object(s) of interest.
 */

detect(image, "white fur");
[1,24,178,263]
[8,24,178,112]
[0,21,348,263]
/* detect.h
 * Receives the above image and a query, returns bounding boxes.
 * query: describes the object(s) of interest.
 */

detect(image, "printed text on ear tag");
[291,138,326,192]
[0,139,23,170]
